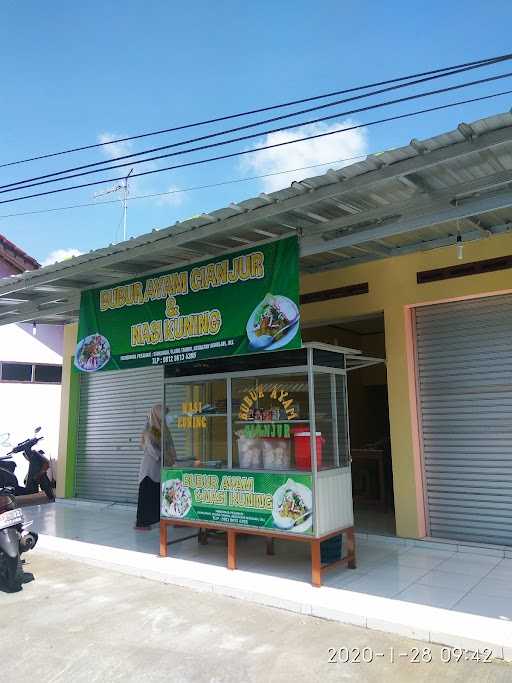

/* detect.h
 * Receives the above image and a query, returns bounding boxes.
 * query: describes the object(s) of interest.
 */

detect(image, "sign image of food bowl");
[74,333,111,372]
[161,479,192,518]
[247,293,300,351]
[272,478,313,533]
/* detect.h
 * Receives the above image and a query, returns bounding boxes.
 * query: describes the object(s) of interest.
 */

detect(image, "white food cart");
[159,343,356,586]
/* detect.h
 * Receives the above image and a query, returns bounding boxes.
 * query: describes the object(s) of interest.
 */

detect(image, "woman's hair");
[142,403,175,466]
[144,404,162,446]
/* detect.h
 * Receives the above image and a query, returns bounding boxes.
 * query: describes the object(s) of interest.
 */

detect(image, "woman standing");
[135,404,175,530]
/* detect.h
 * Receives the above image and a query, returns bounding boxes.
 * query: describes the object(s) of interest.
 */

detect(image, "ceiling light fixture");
[456,233,464,260]
[455,200,464,261]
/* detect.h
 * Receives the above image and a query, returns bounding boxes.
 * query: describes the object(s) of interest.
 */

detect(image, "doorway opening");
[303,314,395,536]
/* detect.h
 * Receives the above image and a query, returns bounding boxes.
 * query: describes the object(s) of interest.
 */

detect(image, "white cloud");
[97,131,149,181]
[42,248,83,267]
[98,132,134,160]
[240,120,369,193]
[157,185,185,207]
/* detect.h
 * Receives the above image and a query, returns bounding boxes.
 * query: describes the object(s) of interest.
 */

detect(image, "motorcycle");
[0,486,38,592]
[0,427,55,502]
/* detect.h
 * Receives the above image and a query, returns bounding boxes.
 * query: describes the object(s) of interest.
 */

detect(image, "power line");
[4,70,512,196]
[0,88,509,207]
[5,63,512,192]
[5,59,510,190]
[0,154,369,220]
[1,52,511,170]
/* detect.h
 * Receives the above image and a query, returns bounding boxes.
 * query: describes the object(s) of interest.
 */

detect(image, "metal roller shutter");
[415,294,512,545]
[75,366,163,503]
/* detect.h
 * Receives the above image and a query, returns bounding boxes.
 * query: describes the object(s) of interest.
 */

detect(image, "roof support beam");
[301,190,512,256]
[302,168,512,242]
[398,173,433,194]
[463,216,493,236]
[301,220,512,273]
[0,296,30,305]
[0,297,81,326]
[92,267,148,279]
[32,281,95,293]
[348,243,393,256]
[392,219,512,256]
[293,208,330,223]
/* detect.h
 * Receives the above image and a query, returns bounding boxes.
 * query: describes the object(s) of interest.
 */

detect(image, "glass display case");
[161,344,354,539]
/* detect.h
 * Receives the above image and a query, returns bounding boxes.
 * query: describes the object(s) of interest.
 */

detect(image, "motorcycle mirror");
[35,427,42,433]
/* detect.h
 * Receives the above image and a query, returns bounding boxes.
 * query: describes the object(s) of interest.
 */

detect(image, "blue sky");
[1,0,511,265]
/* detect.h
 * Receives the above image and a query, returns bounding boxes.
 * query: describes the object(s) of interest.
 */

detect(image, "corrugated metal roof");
[1,110,512,325]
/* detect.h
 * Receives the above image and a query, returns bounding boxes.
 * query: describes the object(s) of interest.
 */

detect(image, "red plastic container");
[293,431,324,470]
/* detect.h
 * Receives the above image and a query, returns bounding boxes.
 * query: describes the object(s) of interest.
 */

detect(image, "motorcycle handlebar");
[6,435,43,454]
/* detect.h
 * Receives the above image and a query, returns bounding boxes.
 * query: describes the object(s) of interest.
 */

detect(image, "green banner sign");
[161,467,313,535]
[74,236,300,371]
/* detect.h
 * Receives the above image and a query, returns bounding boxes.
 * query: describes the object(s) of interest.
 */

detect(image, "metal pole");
[123,179,128,242]
[123,169,133,242]
[227,377,233,469]
[307,347,320,537]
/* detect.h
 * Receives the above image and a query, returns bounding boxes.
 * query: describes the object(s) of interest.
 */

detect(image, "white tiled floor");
[396,584,469,610]
[487,560,512,581]
[470,576,512,598]
[24,500,512,625]
[380,549,450,571]
[454,593,512,620]
[435,553,502,577]
[416,569,482,592]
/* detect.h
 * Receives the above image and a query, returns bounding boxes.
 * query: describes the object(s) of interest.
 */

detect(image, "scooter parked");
[0,486,38,592]
[0,428,55,502]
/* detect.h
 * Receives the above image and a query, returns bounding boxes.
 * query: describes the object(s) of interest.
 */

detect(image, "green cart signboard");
[161,467,313,535]
[74,236,300,372]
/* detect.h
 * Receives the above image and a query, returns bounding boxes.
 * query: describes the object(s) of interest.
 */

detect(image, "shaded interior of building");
[302,314,395,536]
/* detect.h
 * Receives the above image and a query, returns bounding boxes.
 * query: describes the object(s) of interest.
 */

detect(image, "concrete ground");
[1,553,511,683]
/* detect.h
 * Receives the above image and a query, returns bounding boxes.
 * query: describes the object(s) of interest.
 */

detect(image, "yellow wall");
[59,231,512,538]
[301,231,512,538]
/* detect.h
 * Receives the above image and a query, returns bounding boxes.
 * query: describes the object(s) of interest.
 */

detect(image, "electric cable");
[0,154,369,220]
[1,52,510,170]
[0,88,509,207]
[4,62,512,192]
[2,71,512,197]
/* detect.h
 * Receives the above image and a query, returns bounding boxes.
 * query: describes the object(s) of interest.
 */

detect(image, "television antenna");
[94,168,134,242]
